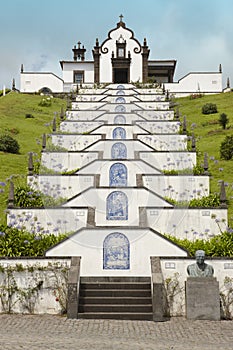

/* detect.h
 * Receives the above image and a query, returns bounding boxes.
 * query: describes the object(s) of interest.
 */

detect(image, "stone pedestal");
[67,257,81,319]
[185,277,220,320]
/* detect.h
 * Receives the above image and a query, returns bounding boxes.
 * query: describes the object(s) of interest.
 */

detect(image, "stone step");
[79,304,152,313]
[78,312,153,320]
[79,289,151,298]
[80,277,151,283]
[80,282,151,290]
[79,296,152,304]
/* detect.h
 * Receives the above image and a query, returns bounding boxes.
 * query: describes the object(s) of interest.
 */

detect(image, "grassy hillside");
[0,90,233,229]
[0,92,66,224]
[177,92,233,228]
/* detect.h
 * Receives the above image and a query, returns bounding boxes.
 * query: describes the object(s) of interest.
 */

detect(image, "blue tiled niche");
[112,127,126,139]
[116,90,125,96]
[114,115,126,124]
[109,163,127,187]
[115,97,126,104]
[103,232,130,270]
[106,191,128,220]
[111,142,127,159]
[115,105,126,113]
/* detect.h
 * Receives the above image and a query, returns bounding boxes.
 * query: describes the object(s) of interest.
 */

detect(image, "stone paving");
[0,315,233,350]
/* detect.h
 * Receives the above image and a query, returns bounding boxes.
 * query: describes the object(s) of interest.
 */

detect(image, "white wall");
[72,101,106,110]
[7,208,88,234]
[76,94,105,102]
[134,101,170,110]
[104,96,137,103]
[28,174,95,199]
[100,26,142,83]
[1,257,232,318]
[0,258,70,314]
[136,121,180,133]
[66,110,104,120]
[60,121,104,133]
[50,134,102,151]
[136,94,166,102]
[62,62,94,84]
[63,187,172,226]
[165,72,222,97]
[138,134,187,151]
[102,103,141,113]
[136,110,174,120]
[143,175,210,200]
[85,140,153,158]
[41,151,99,172]
[139,152,196,171]
[20,73,63,93]
[91,125,147,138]
[46,228,188,276]
[79,160,161,186]
[95,113,146,124]
[147,208,228,239]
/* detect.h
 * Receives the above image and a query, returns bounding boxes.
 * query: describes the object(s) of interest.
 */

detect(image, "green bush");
[220,135,233,160]
[0,225,67,257]
[202,103,218,115]
[14,185,44,207]
[0,134,20,154]
[14,185,67,208]
[164,193,220,208]
[167,231,233,257]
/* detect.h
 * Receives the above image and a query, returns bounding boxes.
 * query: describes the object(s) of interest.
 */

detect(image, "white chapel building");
[20,16,222,96]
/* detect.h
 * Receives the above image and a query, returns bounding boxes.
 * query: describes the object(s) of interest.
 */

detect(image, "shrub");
[202,103,218,115]
[219,113,229,130]
[14,185,44,207]
[167,231,233,257]
[14,185,67,208]
[38,97,52,107]
[220,135,233,160]
[25,113,34,119]
[164,193,220,208]
[0,134,20,154]
[0,225,67,257]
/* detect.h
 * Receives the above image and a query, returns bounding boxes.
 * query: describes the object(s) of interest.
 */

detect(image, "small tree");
[220,135,233,160]
[219,113,229,130]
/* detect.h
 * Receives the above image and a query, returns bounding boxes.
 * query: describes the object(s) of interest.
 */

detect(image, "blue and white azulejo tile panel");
[103,232,130,269]
[106,191,128,220]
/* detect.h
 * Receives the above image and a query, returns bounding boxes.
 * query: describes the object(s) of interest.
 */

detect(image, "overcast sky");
[0,0,232,89]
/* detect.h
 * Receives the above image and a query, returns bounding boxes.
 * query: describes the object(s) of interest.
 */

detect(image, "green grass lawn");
[176,92,233,227]
[0,92,66,224]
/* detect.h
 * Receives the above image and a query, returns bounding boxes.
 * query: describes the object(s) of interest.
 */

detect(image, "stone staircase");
[78,277,153,320]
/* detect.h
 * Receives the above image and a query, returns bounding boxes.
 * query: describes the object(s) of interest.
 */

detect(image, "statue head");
[195,250,205,266]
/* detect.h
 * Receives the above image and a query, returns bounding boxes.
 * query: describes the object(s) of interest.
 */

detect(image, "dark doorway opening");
[114,69,129,83]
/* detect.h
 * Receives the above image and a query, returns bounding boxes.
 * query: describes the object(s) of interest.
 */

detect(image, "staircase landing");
[78,277,153,320]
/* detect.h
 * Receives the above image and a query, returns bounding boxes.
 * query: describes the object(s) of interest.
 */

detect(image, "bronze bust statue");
[187,250,214,277]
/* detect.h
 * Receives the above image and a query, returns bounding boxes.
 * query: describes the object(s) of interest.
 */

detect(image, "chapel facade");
[60,15,176,89]
[20,16,222,96]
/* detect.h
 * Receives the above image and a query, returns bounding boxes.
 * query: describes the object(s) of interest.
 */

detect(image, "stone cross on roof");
[119,14,124,22]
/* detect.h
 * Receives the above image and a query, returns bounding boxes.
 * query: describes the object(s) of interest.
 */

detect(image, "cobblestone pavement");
[0,315,233,350]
